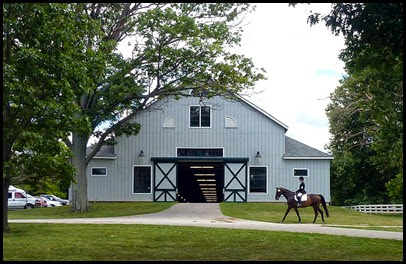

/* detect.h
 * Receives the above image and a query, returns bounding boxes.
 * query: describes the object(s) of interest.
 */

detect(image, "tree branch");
[63,138,73,150]
[85,99,150,165]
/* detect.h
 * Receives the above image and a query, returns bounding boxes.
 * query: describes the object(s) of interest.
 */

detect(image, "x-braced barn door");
[153,162,177,202]
[223,162,247,202]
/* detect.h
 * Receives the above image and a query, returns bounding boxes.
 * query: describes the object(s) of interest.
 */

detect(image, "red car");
[34,197,48,208]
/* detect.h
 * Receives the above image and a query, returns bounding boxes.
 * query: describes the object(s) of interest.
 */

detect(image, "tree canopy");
[306,3,403,204]
[2,3,107,231]
[54,3,266,212]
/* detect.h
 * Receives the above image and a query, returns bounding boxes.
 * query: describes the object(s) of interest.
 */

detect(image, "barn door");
[153,162,177,202]
[223,162,247,202]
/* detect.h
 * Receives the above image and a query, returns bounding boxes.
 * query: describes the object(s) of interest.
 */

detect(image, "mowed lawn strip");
[220,203,403,230]
[324,225,403,232]
[3,223,403,261]
[8,202,176,219]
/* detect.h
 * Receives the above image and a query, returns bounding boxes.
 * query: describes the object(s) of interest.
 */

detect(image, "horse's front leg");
[293,207,301,223]
[281,206,292,222]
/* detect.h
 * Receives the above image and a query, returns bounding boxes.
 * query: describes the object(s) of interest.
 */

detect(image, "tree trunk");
[3,178,10,232]
[3,139,13,232]
[71,132,90,212]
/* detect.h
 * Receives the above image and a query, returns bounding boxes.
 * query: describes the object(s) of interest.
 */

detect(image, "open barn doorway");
[177,161,224,203]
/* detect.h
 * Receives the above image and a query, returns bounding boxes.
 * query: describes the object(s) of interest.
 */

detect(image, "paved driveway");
[9,203,402,240]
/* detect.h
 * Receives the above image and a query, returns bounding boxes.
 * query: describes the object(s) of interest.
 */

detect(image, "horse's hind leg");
[318,208,325,222]
[282,206,292,222]
[312,206,319,223]
[293,207,301,223]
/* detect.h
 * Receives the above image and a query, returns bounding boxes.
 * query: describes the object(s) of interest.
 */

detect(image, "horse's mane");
[277,187,295,195]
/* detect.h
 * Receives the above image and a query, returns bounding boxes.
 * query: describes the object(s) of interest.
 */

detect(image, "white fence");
[343,204,403,214]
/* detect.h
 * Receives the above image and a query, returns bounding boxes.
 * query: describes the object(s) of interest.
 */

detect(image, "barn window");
[293,168,309,177]
[163,116,175,128]
[249,166,267,193]
[133,166,151,193]
[177,148,223,157]
[225,116,237,128]
[91,167,107,176]
[190,105,211,128]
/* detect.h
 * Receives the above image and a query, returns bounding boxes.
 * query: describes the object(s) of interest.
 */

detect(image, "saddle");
[294,193,307,202]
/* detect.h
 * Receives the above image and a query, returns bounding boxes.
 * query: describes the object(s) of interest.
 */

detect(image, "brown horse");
[275,187,329,223]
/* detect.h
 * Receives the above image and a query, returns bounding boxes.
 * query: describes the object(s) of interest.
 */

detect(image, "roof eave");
[283,156,334,160]
[88,156,117,160]
[236,94,289,130]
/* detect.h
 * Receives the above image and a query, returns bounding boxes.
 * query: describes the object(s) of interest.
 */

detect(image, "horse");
[274,187,329,223]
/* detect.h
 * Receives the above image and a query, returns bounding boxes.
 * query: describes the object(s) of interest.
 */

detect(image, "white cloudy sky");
[114,3,345,152]
[232,3,346,152]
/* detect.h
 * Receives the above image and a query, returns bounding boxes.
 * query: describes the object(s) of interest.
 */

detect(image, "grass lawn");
[3,223,403,261]
[220,202,403,231]
[324,225,403,232]
[8,202,176,219]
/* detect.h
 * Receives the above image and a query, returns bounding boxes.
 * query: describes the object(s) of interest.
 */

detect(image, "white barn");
[75,95,333,203]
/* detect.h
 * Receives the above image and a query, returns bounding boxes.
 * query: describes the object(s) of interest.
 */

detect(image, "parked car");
[40,194,70,205]
[34,196,48,208]
[40,196,63,207]
[8,186,36,209]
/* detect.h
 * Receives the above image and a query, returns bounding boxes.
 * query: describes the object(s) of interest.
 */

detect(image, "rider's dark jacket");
[295,182,306,194]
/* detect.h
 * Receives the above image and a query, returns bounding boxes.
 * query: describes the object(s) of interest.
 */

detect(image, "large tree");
[304,3,403,204]
[64,3,266,212]
[326,76,389,204]
[3,3,104,231]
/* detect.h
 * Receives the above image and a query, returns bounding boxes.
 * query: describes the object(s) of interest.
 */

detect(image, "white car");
[41,197,63,207]
[8,186,36,209]
[41,194,70,205]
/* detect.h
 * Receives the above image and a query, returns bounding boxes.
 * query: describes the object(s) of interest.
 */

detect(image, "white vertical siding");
[87,96,331,202]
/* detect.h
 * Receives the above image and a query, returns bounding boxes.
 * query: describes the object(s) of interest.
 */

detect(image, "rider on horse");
[295,176,306,207]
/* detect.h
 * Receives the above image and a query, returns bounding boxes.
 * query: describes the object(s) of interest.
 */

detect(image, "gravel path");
[9,203,403,240]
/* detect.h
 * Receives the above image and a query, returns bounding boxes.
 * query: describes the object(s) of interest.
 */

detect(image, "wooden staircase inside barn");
[177,163,221,203]
[193,165,218,203]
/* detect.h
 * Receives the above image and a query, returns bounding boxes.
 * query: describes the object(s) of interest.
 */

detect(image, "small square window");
[190,106,200,127]
[133,166,151,193]
[91,167,107,176]
[200,106,211,127]
[249,167,267,193]
[190,105,211,128]
[293,169,308,177]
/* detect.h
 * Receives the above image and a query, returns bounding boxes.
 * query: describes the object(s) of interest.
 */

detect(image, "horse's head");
[275,187,283,200]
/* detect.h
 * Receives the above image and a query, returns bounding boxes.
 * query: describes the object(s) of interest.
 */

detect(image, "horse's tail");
[319,194,329,217]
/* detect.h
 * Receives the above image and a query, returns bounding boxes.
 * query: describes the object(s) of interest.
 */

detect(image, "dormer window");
[190,105,211,128]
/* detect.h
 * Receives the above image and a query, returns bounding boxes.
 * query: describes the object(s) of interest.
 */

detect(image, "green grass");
[8,202,176,219]
[324,225,403,232]
[3,223,403,261]
[220,203,403,230]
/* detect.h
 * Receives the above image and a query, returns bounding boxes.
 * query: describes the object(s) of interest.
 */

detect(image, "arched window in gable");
[163,115,175,128]
[225,116,237,128]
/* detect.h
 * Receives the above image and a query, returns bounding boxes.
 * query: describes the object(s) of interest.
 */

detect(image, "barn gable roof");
[145,94,289,131]
[85,95,330,160]
[237,95,289,130]
[86,144,116,159]
[284,136,333,159]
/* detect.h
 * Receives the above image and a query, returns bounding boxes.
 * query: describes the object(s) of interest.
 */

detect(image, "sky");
[231,3,346,152]
[114,3,346,152]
